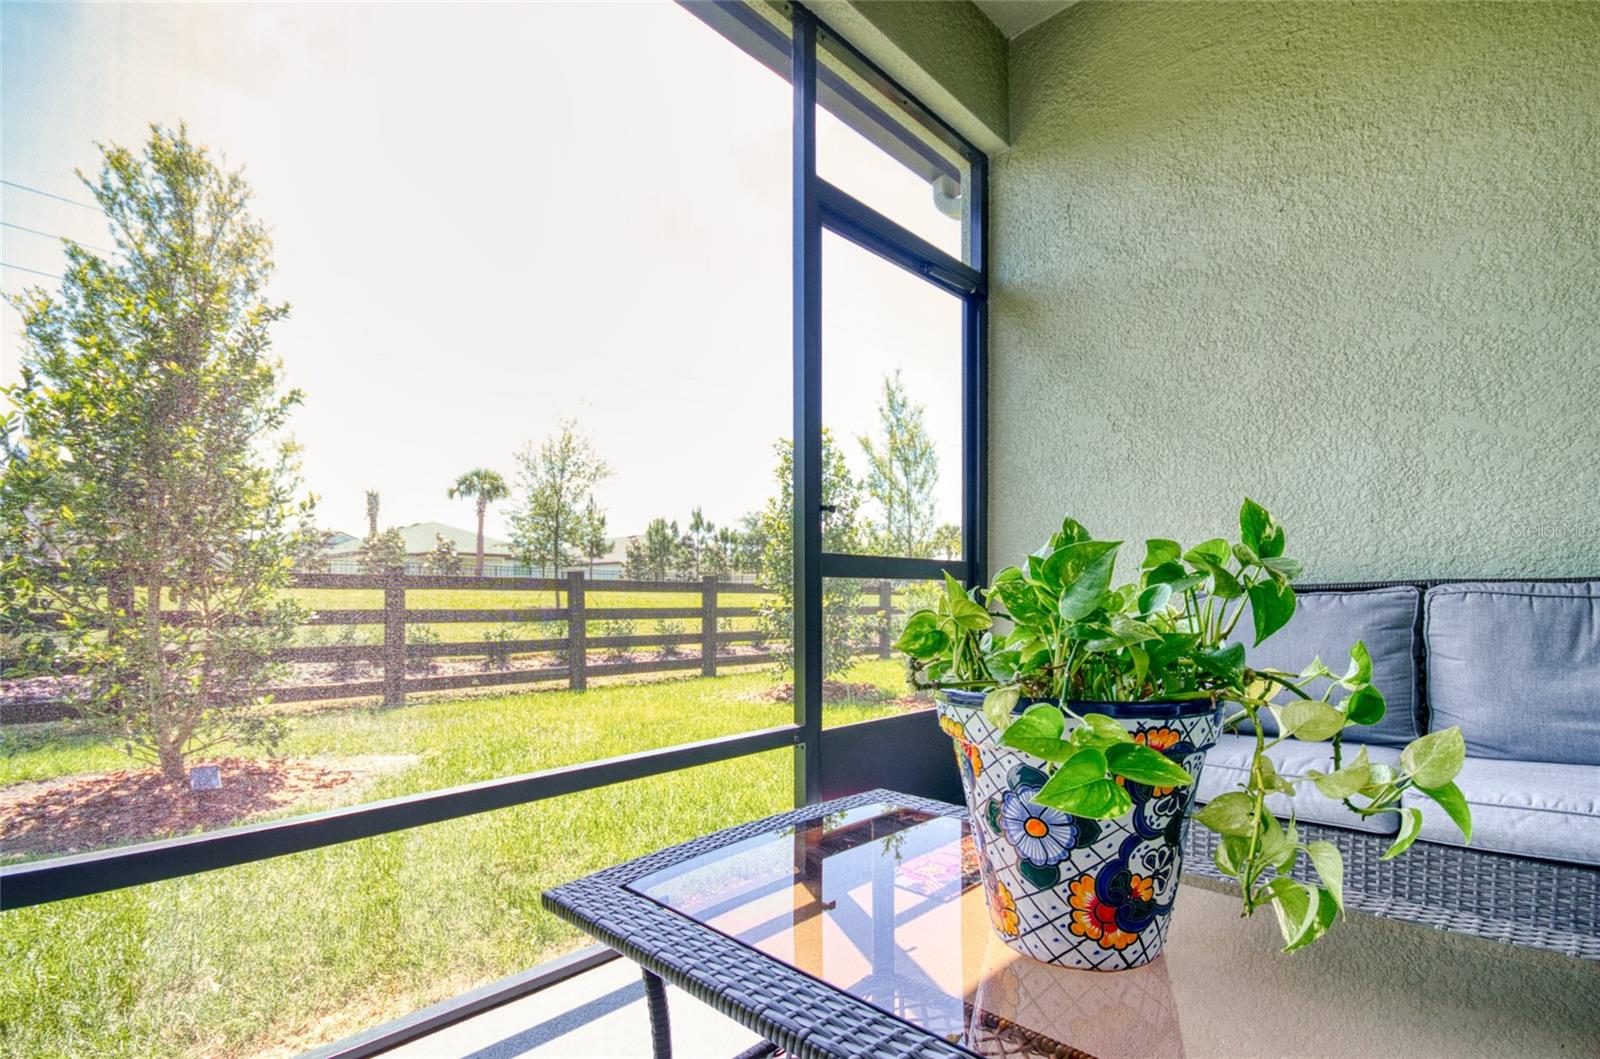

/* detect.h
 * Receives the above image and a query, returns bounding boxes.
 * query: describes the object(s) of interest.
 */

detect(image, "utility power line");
[1,221,113,255]
[0,179,103,213]
[1,261,63,281]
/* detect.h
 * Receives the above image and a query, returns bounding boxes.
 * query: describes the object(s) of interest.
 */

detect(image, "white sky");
[1,0,965,543]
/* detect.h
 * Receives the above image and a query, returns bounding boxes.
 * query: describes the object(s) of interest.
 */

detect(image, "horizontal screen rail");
[818,553,969,582]
[817,180,983,297]
[0,724,802,910]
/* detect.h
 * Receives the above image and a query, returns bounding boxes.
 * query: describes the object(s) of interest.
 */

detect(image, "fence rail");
[2,573,901,723]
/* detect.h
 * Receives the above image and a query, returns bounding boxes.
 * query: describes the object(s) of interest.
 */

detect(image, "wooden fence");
[2,573,901,722]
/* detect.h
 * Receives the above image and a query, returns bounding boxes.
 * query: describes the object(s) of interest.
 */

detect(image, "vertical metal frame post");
[791,6,824,807]
[962,152,989,590]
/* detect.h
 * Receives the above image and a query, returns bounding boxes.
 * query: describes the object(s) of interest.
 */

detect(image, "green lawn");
[0,659,922,1058]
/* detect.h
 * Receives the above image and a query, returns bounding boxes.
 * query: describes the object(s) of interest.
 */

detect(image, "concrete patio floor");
[383,956,764,1059]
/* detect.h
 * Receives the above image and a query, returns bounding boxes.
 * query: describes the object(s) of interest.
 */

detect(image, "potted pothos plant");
[896,499,1471,969]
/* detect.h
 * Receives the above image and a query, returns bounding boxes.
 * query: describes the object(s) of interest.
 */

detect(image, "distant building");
[321,521,639,579]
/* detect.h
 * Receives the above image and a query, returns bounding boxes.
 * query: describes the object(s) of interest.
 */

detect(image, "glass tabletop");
[627,798,1600,1059]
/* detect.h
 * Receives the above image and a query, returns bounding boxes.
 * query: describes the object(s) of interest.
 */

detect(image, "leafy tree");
[930,522,962,560]
[623,537,649,580]
[625,517,680,580]
[424,533,463,576]
[858,370,940,557]
[702,542,732,582]
[509,420,609,598]
[579,499,608,577]
[756,429,867,678]
[0,124,308,783]
[365,490,381,538]
[447,467,508,576]
[680,506,716,579]
[293,515,335,573]
[733,512,766,575]
[704,526,737,581]
[359,527,407,574]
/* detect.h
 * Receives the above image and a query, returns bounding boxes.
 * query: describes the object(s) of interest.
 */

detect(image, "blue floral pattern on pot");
[938,691,1220,971]
[998,789,1080,867]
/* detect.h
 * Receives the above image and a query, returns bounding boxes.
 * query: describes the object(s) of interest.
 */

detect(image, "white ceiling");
[972,0,1077,40]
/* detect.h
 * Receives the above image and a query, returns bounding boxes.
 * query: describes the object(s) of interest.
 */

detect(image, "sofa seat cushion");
[1401,757,1600,867]
[1198,734,1403,835]
[1425,581,1600,765]
[1232,585,1424,747]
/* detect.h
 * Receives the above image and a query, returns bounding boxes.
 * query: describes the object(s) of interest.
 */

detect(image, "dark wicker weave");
[547,786,1600,1058]
[543,790,981,1059]
[1184,821,1600,960]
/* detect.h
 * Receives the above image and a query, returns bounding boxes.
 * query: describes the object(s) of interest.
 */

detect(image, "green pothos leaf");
[982,686,1022,733]
[1304,840,1345,914]
[1416,780,1473,844]
[1070,712,1132,749]
[1194,792,1255,837]
[1381,807,1425,860]
[1106,742,1194,787]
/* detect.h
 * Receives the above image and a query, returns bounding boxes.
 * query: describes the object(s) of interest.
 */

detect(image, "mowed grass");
[0,660,919,1058]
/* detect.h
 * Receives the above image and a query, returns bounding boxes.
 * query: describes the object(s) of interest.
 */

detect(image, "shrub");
[596,619,635,665]
[655,619,686,659]
[407,626,441,675]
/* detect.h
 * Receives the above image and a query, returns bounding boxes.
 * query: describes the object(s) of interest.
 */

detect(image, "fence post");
[877,581,894,659]
[701,575,718,677]
[568,571,587,692]
[383,567,406,707]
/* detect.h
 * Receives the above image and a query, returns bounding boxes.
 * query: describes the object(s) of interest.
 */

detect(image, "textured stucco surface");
[818,0,1009,149]
[990,2,1600,579]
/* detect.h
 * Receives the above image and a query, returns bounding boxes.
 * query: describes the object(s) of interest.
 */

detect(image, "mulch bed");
[0,756,401,860]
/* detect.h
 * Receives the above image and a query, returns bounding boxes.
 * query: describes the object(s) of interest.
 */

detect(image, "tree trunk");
[158,740,186,786]
[475,500,487,577]
[145,575,185,784]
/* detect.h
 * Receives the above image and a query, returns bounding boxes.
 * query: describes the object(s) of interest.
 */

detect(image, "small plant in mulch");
[655,619,686,659]
[330,625,374,681]
[539,620,569,667]
[406,626,441,675]
[482,625,516,671]
[596,619,635,665]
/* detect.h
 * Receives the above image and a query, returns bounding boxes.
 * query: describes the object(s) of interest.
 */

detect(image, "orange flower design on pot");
[1068,869,1156,951]
[987,877,1021,937]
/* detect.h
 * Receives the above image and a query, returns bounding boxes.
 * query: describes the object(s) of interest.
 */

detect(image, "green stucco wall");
[989,1,1600,579]
[818,0,1009,149]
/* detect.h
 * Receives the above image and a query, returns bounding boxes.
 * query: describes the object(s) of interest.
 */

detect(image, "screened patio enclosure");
[2,0,1596,1057]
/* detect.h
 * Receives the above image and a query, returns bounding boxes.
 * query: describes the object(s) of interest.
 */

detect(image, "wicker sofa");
[1182,578,1600,960]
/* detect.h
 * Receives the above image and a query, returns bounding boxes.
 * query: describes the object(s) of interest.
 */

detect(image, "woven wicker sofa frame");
[1182,576,1600,962]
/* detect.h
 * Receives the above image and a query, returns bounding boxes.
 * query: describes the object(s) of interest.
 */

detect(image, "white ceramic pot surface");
[938,691,1219,971]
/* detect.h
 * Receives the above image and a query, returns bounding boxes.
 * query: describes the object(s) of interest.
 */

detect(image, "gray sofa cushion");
[1234,585,1424,747]
[1425,581,1600,766]
[1402,756,1600,868]
[1198,734,1403,835]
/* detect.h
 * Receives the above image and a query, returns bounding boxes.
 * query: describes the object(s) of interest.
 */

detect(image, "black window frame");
[0,0,988,931]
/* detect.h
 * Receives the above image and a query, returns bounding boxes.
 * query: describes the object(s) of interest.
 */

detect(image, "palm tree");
[448,468,509,576]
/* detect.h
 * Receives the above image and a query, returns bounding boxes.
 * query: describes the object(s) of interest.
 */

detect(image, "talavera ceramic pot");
[937,689,1220,971]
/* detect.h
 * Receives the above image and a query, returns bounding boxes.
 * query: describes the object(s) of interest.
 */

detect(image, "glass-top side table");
[544,790,1600,1059]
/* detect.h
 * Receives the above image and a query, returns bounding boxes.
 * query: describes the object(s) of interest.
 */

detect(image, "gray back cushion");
[1425,581,1600,765]
[1237,585,1425,747]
